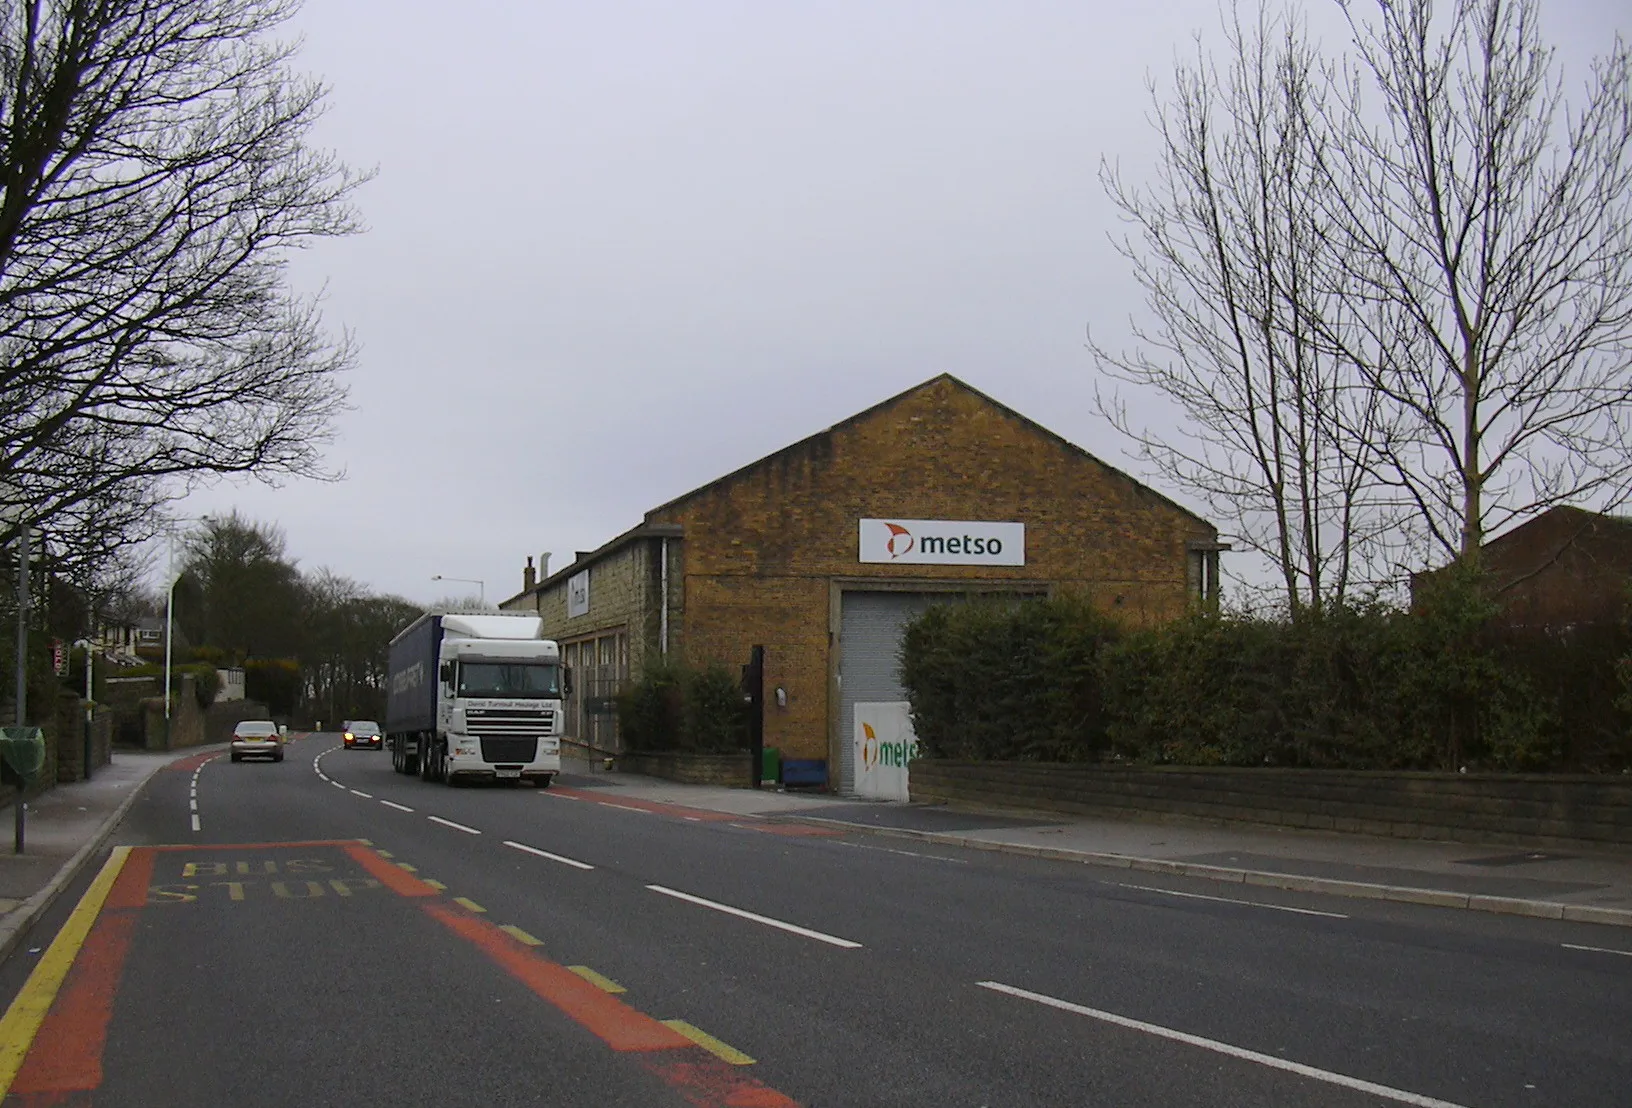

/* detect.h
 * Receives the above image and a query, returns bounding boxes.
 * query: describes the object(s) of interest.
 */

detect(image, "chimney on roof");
[523,556,536,593]
[539,552,550,579]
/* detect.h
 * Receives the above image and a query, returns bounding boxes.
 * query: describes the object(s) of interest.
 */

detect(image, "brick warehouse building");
[499,375,1222,794]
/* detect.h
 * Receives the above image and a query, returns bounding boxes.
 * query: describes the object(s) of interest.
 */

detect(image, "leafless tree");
[1095,4,1400,618]
[0,0,367,567]
[1099,0,1632,604]
[1323,0,1632,561]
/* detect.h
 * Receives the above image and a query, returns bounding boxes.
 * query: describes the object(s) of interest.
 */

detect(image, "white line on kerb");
[380,800,414,813]
[976,982,1469,1108]
[1563,942,1632,958]
[349,789,373,799]
[503,840,595,870]
[1118,882,1348,919]
[429,815,481,835]
[190,813,201,832]
[646,885,863,949]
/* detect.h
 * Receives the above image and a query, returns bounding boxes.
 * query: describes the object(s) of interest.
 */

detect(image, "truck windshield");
[456,662,561,699]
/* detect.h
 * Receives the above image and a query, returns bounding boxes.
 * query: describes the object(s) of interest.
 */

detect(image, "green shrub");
[902,593,1119,762]
[616,660,748,754]
[899,585,1628,772]
[616,658,684,751]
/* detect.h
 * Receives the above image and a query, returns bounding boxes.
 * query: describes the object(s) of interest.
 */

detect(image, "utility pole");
[14,526,29,852]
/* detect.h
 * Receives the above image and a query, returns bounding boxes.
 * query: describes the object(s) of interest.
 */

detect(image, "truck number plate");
[495,767,521,778]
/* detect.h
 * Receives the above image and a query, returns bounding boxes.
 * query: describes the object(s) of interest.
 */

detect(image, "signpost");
[741,645,764,790]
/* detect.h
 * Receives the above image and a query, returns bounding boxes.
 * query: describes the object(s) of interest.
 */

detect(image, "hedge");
[900,585,1628,773]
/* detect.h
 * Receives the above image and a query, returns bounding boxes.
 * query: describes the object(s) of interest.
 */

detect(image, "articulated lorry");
[385,611,567,786]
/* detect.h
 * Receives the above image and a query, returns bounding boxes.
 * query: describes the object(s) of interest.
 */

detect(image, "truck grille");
[465,709,554,736]
[480,737,539,763]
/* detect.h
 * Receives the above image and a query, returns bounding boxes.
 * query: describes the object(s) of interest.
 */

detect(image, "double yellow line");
[0,846,132,1096]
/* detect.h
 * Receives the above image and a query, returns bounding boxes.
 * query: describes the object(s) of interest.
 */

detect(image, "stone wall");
[910,761,1632,850]
[615,750,753,787]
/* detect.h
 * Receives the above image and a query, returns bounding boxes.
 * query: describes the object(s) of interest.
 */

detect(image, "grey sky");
[177,0,1632,608]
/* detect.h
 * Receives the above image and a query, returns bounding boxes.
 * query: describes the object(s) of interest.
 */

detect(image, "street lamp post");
[161,520,199,750]
[431,575,485,606]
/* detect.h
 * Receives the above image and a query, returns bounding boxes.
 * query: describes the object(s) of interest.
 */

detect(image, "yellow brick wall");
[648,376,1216,763]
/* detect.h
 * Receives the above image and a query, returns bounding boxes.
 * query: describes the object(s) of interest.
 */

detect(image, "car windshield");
[456,662,560,699]
[349,721,379,735]
[235,721,276,737]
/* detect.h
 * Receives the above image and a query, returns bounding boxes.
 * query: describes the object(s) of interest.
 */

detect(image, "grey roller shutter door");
[837,592,944,794]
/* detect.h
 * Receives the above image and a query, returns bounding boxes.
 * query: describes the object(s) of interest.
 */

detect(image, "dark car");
[344,720,383,750]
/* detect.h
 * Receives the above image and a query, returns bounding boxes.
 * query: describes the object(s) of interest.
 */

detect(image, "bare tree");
[0,0,367,565]
[1100,0,1632,603]
[1324,0,1632,561]
[1095,4,1399,618]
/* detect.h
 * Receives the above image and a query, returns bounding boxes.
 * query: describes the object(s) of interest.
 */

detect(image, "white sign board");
[567,569,590,618]
[853,701,918,801]
[858,519,1025,566]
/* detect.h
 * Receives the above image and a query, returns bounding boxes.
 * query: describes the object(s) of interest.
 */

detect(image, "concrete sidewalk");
[0,748,207,964]
[559,758,1632,929]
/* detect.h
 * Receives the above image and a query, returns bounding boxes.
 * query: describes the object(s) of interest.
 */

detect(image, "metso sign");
[858,519,1026,566]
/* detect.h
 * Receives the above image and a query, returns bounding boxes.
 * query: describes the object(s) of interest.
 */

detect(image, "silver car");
[230,719,284,763]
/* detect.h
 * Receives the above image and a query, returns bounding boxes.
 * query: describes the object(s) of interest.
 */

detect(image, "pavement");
[0,746,213,964]
[558,757,1632,928]
[3,747,1630,973]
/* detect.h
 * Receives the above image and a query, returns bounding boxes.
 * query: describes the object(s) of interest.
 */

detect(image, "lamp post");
[431,575,484,605]
[161,519,199,749]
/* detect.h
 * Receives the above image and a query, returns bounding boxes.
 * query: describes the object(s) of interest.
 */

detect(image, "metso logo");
[882,522,1004,558]
[859,518,1026,566]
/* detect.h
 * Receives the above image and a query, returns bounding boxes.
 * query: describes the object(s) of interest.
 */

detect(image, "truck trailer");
[385,611,567,786]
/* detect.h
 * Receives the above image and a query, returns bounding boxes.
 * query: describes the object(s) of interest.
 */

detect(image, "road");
[2,733,1629,1106]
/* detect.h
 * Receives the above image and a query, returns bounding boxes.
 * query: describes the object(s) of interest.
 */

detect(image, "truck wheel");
[419,740,436,782]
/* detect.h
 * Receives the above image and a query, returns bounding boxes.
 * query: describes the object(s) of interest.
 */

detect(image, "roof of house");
[500,373,1215,607]
[641,373,1213,528]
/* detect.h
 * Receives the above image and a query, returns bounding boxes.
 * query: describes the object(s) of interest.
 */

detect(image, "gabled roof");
[501,374,1216,609]
[641,373,1214,530]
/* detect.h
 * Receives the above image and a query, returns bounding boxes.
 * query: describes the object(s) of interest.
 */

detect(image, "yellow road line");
[662,1019,755,1065]
[566,965,626,993]
[499,925,542,946]
[0,846,132,1096]
[422,878,447,891]
[396,863,417,872]
[374,849,392,858]
[453,897,486,914]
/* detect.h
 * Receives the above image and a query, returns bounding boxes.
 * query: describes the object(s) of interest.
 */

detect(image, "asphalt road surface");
[2,733,1629,1106]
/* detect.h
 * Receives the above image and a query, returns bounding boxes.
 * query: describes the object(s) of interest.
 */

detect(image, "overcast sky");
[176,0,1631,608]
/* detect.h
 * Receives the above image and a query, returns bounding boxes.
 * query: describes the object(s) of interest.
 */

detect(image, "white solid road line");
[1563,942,1632,958]
[647,885,863,949]
[976,982,1470,1108]
[602,803,652,814]
[381,800,414,813]
[503,840,595,871]
[1118,882,1349,919]
[429,815,481,835]
[350,789,373,799]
